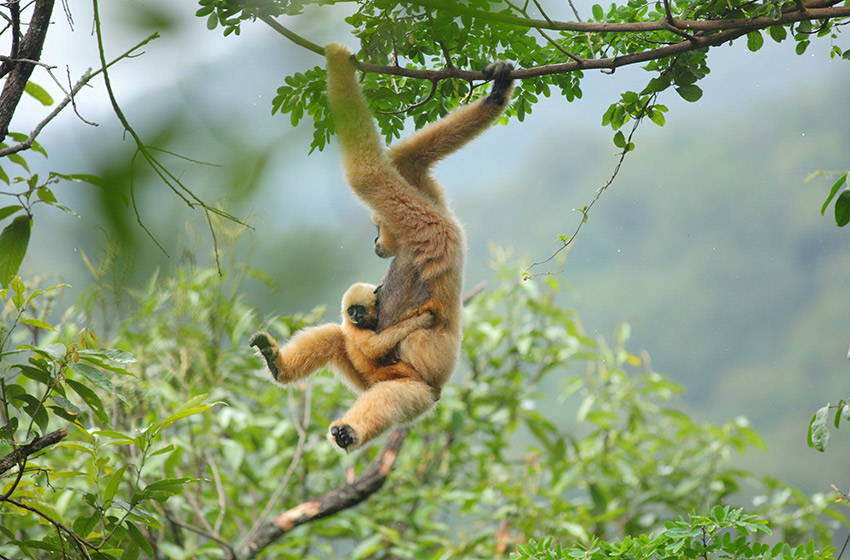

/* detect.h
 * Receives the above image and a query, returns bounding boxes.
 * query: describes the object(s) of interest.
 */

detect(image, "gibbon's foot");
[483,61,514,106]
[329,423,359,451]
[249,332,281,380]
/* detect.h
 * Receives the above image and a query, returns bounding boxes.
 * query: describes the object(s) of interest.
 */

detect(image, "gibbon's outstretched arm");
[388,62,514,207]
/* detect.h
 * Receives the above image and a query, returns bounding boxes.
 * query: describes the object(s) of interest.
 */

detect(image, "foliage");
[808,169,850,228]
[808,399,850,453]
[197,0,849,152]
[2,253,845,558]
[512,506,833,560]
[0,277,216,559]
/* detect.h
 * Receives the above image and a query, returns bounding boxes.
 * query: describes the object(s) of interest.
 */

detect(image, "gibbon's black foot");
[483,61,514,106]
[249,332,281,380]
[330,424,359,450]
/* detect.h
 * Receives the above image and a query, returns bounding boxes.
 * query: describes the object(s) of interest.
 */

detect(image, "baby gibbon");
[250,282,434,449]
[322,42,514,447]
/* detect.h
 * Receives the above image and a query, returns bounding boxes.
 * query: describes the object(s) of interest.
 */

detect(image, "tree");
[1,1,849,558]
[199,0,850,266]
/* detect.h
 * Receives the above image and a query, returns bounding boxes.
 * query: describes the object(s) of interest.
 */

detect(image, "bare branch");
[0,428,67,476]
[236,426,409,560]
[0,0,55,141]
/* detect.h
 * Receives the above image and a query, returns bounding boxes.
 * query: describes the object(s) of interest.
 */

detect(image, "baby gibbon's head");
[342,282,379,330]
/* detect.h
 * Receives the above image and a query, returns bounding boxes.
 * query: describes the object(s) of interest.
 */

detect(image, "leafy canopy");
[196,0,850,151]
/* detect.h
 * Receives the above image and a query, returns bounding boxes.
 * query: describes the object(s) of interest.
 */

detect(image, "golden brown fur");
[250,283,433,449]
[322,42,514,448]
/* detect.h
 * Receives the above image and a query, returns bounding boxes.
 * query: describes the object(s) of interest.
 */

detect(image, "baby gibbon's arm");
[357,310,434,358]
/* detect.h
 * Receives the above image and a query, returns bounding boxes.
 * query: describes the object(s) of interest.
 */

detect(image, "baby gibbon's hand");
[418,308,437,329]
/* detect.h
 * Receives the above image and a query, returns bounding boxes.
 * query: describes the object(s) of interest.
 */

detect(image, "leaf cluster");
[513,506,833,560]
[2,248,846,558]
[196,0,849,152]
[1,277,216,560]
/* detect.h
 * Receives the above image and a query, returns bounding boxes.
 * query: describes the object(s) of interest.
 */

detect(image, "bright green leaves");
[835,190,850,227]
[602,89,667,150]
[808,399,850,452]
[0,215,31,287]
[271,66,332,153]
[807,404,830,452]
[676,84,703,102]
[746,31,764,52]
[514,507,832,560]
[591,3,604,20]
[24,81,54,106]
[811,170,850,227]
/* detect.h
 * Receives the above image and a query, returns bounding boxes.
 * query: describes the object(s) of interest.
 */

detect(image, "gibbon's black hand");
[249,332,281,380]
[483,61,514,106]
[330,424,358,450]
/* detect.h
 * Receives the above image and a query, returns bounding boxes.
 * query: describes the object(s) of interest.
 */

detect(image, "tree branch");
[261,4,850,81]
[236,426,409,560]
[0,428,67,476]
[0,0,55,141]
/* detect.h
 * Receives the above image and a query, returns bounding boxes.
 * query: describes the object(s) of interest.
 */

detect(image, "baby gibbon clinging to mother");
[250,283,433,449]
[253,43,514,451]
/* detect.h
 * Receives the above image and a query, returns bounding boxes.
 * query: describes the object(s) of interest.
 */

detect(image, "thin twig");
[376,79,439,114]
[523,92,657,278]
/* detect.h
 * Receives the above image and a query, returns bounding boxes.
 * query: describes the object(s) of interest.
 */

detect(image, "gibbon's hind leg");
[250,325,358,385]
[328,377,438,451]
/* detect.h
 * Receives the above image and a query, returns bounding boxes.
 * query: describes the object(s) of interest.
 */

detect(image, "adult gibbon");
[250,282,434,449]
[254,43,514,450]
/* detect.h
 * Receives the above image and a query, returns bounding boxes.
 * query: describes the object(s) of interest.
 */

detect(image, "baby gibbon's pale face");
[342,282,379,330]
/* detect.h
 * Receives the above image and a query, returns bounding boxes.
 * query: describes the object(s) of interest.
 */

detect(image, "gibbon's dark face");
[373,223,399,259]
[347,304,377,330]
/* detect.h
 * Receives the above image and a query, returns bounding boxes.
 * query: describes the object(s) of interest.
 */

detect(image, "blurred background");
[15,1,850,493]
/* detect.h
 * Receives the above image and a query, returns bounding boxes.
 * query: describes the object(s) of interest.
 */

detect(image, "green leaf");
[126,522,154,557]
[50,172,105,187]
[820,173,847,215]
[36,186,57,204]
[79,348,137,364]
[746,31,764,52]
[834,190,850,227]
[0,215,32,288]
[134,477,195,503]
[768,25,787,43]
[104,465,127,505]
[676,84,703,102]
[613,130,626,148]
[592,3,603,20]
[0,205,23,221]
[648,107,666,126]
[154,404,216,435]
[70,362,114,392]
[21,317,55,331]
[24,81,53,106]
[67,378,108,424]
[807,404,830,452]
